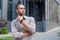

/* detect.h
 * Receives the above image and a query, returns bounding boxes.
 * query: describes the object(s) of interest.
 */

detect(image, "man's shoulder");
[11,19,16,23]
[24,16,35,20]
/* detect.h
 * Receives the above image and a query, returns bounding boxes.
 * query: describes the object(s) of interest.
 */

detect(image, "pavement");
[0,27,60,40]
[33,27,60,40]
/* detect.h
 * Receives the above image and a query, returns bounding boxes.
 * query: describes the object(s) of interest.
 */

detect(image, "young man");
[11,2,36,40]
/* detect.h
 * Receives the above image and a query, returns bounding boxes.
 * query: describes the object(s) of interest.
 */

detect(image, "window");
[7,0,12,21]
[0,0,2,9]
[29,0,45,21]
[0,0,2,19]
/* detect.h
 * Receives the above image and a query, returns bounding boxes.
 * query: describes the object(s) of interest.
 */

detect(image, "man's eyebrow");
[20,8,25,9]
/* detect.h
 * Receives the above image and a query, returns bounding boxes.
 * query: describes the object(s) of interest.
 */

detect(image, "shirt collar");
[15,15,26,22]
[23,16,26,20]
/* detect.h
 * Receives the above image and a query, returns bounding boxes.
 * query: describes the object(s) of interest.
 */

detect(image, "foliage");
[0,27,8,34]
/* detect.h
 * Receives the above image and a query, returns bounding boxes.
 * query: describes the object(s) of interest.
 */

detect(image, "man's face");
[16,4,25,16]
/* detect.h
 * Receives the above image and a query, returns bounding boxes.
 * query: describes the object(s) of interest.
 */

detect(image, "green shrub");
[0,27,8,34]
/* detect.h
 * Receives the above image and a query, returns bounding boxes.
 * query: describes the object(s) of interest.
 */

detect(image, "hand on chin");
[17,15,23,22]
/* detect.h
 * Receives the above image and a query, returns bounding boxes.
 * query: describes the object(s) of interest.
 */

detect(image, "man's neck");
[18,15,24,18]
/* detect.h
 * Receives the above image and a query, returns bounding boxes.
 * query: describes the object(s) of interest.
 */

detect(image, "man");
[11,2,36,40]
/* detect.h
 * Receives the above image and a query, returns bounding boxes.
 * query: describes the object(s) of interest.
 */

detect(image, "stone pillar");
[2,0,8,20]
[45,0,59,31]
[56,0,60,24]
[45,0,50,21]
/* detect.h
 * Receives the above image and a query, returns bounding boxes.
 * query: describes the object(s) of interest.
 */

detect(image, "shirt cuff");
[12,32,23,38]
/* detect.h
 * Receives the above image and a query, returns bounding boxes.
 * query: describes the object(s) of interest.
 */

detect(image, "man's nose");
[22,9,25,11]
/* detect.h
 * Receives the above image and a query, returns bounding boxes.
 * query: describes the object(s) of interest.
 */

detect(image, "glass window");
[0,0,2,9]
[9,0,12,2]
[29,1,45,21]
[7,0,12,21]
[0,0,2,19]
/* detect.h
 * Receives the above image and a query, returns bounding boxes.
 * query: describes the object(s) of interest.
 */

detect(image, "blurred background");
[0,0,60,32]
[1,0,60,40]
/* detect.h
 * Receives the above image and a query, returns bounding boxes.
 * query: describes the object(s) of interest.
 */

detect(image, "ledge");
[0,32,13,38]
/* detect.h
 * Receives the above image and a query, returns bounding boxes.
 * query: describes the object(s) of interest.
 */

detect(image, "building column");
[45,0,50,21]
[2,0,8,20]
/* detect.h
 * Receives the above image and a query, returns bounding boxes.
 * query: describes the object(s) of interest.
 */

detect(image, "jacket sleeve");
[28,17,36,34]
[11,21,23,38]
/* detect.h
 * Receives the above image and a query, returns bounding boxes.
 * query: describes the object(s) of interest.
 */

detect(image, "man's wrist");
[20,19,24,23]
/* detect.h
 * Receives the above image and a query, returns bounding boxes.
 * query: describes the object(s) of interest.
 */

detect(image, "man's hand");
[17,15,23,22]
[20,31,32,38]
[22,20,31,33]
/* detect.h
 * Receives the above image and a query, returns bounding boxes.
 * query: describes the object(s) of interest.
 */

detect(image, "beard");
[19,14,23,16]
[18,11,25,16]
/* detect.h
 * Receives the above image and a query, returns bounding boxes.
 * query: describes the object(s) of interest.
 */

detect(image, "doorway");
[26,0,45,32]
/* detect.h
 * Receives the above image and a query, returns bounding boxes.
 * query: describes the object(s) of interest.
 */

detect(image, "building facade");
[0,0,59,32]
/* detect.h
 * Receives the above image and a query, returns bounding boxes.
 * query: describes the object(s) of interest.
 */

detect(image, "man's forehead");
[18,4,25,8]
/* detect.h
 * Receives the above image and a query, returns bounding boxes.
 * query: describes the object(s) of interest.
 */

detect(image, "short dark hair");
[15,1,22,9]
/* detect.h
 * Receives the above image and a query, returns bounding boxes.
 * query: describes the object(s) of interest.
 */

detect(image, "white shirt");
[11,16,36,40]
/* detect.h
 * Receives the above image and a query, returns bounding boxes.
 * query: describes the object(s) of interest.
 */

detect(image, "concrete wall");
[49,0,58,23]
[45,0,59,31]
[58,6,60,25]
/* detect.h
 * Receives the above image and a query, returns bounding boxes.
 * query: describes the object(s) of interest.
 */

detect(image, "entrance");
[26,0,45,32]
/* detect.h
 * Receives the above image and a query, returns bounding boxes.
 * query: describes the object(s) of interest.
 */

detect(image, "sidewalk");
[33,27,60,40]
[0,33,12,38]
[0,27,60,40]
